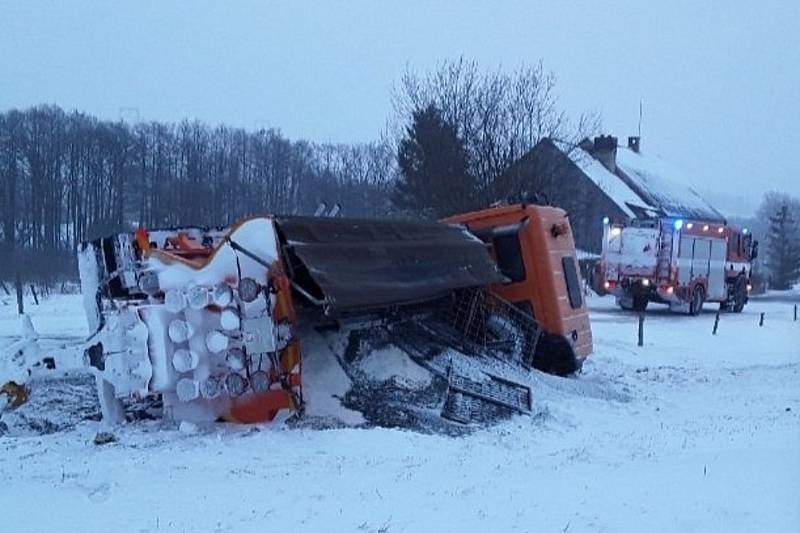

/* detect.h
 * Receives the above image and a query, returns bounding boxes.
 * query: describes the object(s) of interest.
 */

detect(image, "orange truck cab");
[446,204,593,372]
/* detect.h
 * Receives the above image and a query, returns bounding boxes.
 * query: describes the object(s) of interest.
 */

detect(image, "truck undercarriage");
[4,205,593,429]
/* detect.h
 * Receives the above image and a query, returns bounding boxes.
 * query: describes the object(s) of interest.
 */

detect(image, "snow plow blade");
[275,216,507,314]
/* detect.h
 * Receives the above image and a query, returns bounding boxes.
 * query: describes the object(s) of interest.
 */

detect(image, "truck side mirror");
[750,240,759,261]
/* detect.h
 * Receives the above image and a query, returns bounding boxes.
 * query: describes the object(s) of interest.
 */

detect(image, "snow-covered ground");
[1,291,798,532]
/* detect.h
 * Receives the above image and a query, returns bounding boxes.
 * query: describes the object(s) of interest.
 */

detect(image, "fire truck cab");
[597,217,757,315]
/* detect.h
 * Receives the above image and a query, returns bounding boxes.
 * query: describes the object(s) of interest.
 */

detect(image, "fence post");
[638,313,645,347]
[713,312,720,335]
[30,284,39,306]
[794,304,797,322]
[15,273,24,315]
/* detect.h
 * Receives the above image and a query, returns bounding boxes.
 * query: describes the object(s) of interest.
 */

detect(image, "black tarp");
[275,216,506,314]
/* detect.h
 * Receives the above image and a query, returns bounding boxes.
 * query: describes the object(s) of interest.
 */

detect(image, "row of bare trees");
[0,105,394,282]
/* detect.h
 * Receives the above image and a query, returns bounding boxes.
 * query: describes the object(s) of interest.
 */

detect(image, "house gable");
[501,138,632,253]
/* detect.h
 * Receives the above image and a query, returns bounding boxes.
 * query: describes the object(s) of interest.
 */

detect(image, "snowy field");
[1,291,799,532]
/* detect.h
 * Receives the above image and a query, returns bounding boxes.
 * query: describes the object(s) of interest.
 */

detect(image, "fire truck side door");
[692,238,712,281]
[708,239,727,300]
[678,236,693,284]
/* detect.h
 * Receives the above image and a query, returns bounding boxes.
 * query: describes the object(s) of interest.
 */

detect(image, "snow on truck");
[43,203,593,427]
[596,216,757,314]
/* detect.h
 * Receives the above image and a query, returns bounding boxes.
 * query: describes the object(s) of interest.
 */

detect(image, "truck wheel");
[632,295,648,312]
[531,332,579,376]
[689,286,705,316]
[733,277,747,313]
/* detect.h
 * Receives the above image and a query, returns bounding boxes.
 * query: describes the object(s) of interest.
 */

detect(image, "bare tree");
[393,58,600,206]
[392,58,600,212]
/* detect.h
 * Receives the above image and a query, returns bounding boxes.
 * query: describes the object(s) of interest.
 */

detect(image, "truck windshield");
[493,233,526,283]
[562,256,583,309]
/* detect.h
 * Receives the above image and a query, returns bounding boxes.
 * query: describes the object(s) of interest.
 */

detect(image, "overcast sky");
[1,1,798,215]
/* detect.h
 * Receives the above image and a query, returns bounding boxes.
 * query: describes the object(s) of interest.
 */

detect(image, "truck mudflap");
[275,216,507,315]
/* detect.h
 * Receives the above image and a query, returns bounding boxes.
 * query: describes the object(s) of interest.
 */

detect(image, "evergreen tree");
[393,104,478,218]
[767,204,800,290]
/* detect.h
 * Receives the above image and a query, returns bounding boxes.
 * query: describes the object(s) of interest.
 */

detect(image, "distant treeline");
[0,105,394,281]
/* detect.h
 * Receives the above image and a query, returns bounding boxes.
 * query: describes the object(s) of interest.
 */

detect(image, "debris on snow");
[93,431,117,445]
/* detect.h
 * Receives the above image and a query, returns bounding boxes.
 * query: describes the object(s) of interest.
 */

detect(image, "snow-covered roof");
[565,147,648,219]
[614,147,725,222]
[556,139,726,223]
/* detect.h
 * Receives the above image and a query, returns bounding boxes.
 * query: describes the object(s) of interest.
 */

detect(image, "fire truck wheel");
[632,295,648,312]
[689,286,705,316]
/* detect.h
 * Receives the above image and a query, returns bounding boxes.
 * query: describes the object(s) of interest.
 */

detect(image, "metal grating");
[432,288,543,368]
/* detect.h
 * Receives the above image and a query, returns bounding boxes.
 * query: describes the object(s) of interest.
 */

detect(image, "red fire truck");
[596,217,757,315]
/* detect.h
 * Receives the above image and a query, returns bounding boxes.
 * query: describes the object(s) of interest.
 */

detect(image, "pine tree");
[393,104,478,218]
[767,204,800,290]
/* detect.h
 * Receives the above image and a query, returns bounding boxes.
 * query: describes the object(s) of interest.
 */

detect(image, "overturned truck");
[77,204,592,426]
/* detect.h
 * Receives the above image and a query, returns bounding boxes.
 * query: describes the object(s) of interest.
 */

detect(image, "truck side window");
[562,256,583,309]
[493,234,526,283]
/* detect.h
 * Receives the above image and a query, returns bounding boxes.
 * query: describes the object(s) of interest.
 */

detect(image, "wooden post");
[759,312,765,327]
[637,313,645,347]
[794,305,797,322]
[15,273,24,315]
[713,312,720,335]
[30,284,39,305]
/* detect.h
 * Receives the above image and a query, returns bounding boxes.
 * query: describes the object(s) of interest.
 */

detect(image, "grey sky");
[1,0,798,215]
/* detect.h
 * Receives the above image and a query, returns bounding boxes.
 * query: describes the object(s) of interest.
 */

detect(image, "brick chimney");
[628,136,641,153]
[592,135,618,173]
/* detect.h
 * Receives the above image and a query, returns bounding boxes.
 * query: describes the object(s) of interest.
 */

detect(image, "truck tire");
[689,286,705,316]
[532,332,579,376]
[632,295,649,312]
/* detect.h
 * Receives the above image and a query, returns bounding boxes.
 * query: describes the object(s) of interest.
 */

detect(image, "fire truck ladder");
[656,223,674,282]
